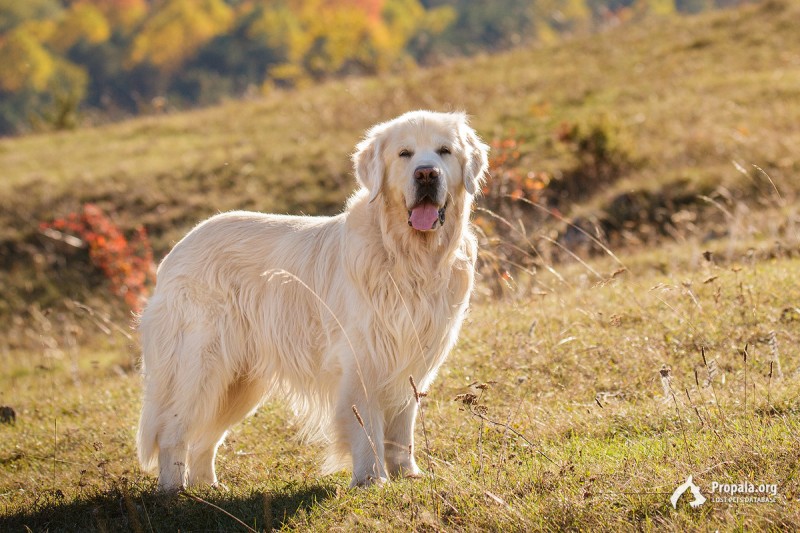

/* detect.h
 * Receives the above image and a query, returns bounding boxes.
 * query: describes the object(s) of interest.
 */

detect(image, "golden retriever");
[137,110,489,490]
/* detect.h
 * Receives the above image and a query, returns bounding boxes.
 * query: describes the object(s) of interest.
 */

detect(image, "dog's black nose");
[414,166,440,184]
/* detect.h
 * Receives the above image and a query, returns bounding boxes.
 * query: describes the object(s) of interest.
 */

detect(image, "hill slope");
[1,0,799,336]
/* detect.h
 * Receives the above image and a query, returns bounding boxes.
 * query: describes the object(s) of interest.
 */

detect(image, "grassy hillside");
[1,0,800,531]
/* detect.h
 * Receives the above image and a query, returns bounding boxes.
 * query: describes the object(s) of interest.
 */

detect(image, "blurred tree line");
[0,0,735,135]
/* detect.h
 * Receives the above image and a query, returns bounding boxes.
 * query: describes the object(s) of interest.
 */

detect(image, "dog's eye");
[399,149,413,158]
[437,146,451,156]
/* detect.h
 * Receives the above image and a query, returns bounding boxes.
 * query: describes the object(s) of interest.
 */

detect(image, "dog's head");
[353,111,489,232]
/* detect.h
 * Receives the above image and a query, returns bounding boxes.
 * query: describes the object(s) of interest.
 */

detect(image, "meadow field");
[1,1,800,530]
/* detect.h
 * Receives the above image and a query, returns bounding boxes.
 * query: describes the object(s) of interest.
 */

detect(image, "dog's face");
[353,111,489,232]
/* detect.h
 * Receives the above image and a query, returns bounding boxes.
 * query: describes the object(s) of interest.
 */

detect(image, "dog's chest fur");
[345,231,476,391]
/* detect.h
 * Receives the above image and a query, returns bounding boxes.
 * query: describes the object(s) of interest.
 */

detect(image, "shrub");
[473,133,552,293]
[473,119,636,291]
[479,134,551,214]
[548,115,636,203]
[39,204,155,313]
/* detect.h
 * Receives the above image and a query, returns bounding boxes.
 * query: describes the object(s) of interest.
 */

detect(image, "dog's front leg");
[384,398,422,478]
[336,377,387,487]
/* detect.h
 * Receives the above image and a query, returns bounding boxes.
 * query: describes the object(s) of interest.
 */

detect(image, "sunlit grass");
[1,246,798,530]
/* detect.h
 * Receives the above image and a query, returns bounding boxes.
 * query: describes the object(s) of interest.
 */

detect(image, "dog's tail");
[137,398,160,473]
[136,293,171,474]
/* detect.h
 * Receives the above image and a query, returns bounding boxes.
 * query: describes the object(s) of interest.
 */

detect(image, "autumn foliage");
[484,135,551,203]
[0,0,718,134]
[474,118,637,290]
[39,204,155,313]
[478,117,634,228]
[475,133,554,238]
[0,0,456,133]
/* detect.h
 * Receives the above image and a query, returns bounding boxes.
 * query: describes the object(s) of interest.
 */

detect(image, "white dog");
[136,110,489,490]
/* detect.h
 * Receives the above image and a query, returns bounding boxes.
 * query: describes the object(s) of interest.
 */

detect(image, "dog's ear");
[460,118,489,195]
[352,126,385,203]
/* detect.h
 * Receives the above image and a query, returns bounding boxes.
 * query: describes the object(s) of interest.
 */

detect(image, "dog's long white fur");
[136,110,489,489]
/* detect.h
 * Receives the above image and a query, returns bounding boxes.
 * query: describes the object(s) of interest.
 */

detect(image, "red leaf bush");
[40,204,155,313]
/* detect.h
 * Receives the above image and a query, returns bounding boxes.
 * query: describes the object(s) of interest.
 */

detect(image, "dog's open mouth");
[408,201,446,231]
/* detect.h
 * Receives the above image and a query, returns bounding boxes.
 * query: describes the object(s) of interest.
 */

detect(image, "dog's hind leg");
[157,419,189,491]
[187,378,267,488]
[153,325,216,491]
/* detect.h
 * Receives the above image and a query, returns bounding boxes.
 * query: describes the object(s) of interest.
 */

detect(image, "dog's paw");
[211,482,230,492]
[156,483,186,495]
[349,475,388,489]
[388,461,422,479]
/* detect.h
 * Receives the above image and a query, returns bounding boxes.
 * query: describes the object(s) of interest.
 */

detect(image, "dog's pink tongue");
[409,204,439,230]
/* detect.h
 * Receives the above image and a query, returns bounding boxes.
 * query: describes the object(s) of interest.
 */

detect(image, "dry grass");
[1,236,799,531]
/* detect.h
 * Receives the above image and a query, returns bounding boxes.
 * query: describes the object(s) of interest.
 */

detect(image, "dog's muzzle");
[407,165,447,231]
